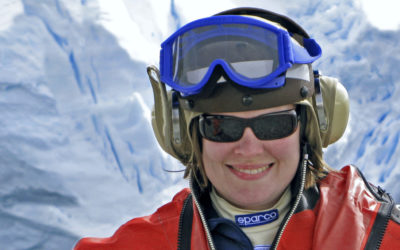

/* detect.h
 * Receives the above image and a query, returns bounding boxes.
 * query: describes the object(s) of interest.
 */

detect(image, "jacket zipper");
[271,151,308,250]
[177,193,192,250]
[189,178,216,250]
[374,186,394,250]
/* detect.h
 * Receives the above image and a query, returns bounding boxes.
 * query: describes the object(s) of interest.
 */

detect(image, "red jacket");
[75,166,400,249]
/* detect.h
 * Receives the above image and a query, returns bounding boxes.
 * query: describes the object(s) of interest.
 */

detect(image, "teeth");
[232,165,271,175]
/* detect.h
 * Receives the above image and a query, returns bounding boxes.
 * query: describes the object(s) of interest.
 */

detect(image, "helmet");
[147,7,349,186]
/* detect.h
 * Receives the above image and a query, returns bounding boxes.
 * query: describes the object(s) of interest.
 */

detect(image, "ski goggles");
[198,109,299,142]
[160,15,321,96]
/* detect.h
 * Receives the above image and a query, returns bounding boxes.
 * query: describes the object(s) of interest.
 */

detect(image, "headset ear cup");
[147,66,195,162]
[147,66,174,156]
[173,98,195,161]
[319,76,349,147]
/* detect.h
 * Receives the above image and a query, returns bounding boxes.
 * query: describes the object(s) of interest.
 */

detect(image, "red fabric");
[190,201,210,250]
[380,220,400,249]
[276,210,315,250]
[312,166,380,249]
[75,166,400,249]
[74,188,191,250]
[279,166,383,250]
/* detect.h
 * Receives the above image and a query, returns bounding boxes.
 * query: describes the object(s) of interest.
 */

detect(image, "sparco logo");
[235,209,279,227]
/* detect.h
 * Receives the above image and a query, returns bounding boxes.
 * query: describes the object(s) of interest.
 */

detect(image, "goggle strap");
[292,39,322,64]
[304,38,322,58]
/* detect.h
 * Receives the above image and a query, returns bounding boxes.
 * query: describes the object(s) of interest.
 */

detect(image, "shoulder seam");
[352,165,392,203]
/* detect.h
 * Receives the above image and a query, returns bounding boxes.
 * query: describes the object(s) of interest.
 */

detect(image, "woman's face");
[202,104,300,210]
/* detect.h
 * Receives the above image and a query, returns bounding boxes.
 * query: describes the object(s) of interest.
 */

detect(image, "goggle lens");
[172,24,279,86]
[199,110,299,142]
[160,15,321,96]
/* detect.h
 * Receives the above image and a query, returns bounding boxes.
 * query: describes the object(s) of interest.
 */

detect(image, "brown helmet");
[147,7,349,187]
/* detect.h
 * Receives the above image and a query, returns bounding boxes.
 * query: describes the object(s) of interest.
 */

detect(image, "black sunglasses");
[199,109,299,142]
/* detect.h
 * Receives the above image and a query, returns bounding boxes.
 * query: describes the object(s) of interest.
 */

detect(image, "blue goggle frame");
[160,15,321,96]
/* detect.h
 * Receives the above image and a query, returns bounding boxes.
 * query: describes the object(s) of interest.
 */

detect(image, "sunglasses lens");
[200,110,298,142]
[252,114,296,140]
[200,116,243,142]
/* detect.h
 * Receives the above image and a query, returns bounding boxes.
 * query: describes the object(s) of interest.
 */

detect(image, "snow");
[0,0,399,249]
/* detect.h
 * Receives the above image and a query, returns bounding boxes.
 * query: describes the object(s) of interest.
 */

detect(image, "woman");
[75,7,400,249]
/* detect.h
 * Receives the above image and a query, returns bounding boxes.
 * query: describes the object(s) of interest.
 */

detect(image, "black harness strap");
[177,194,193,250]
[355,168,395,250]
[364,200,394,250]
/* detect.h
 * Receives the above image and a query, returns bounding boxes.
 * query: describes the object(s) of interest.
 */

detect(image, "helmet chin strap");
[313,70,328,131]
[171,91,182,145]
[298,104,312,173]
[298,105,308,146]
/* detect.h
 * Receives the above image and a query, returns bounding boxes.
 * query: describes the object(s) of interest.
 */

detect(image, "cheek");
[266,130,300,162]
[202,139,231,163]
[270,137,299,156]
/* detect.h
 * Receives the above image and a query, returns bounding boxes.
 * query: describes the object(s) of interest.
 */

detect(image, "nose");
[233,127,265,156]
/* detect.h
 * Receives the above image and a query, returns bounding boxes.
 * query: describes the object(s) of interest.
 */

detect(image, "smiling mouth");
[228,163,274,175]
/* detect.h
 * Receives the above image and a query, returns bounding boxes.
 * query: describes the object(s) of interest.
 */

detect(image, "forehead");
[211,104,296,118]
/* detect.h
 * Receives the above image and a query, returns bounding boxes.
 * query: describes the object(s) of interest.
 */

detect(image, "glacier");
[0,0,399,249]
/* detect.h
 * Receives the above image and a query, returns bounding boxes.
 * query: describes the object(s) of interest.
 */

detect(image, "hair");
[183,112,335,190]
[183,120,208,188]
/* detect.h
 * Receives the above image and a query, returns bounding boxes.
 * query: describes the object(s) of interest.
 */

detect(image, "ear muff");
[147,66,195,162]
[298,74,349,158]
[318,75,349,147]
[147,66,173,156]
